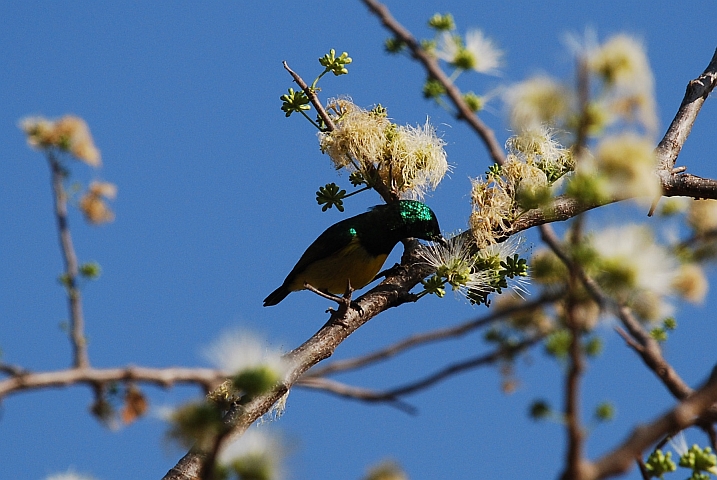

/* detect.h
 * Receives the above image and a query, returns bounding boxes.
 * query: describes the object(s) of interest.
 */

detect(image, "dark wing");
[263,220,357,307]
[280,216,360,285]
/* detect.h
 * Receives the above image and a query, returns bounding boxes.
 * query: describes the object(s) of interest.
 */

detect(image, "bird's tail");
[263,285,290,306]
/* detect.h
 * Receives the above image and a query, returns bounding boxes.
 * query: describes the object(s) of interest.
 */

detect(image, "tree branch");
[305,291,559,378]
[298,334,543,405]
[296,377,418,414]
[361,0,507,166]
[656,47,717,172]
[539,224,694,400]
[584,376,717,480]
[49,152,89,369]
[0,366,226,399]
[283,60,397,203]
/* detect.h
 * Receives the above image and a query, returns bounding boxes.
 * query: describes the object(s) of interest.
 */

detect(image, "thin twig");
[539,223,693,400]
[282,61,335,131]
[49,152,89,369]
[306,291,560,378]
[361,0,507,166]
[0,363,28,377]
[299,335,543,404]
[561,225,586,480]
[283,60,396,202]
[656,47,717,172]
[0,366,226,399]
[296,377,417,414]
[585,376,717,480]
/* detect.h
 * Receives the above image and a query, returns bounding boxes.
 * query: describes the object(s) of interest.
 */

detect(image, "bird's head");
[392,200,445,245]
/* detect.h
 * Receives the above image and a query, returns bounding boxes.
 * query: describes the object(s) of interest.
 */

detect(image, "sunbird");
[263,200,444,306]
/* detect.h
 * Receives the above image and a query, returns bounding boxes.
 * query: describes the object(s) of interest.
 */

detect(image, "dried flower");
[79,181,117,225]
[469,176,513,248]
[672,263,708,304]
[688,200,717,235]
[20,115,101,166]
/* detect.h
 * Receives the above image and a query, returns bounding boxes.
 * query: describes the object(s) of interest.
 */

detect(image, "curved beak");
[434,234,448,248]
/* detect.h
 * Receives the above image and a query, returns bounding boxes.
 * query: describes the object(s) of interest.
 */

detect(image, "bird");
[263,200,444,306]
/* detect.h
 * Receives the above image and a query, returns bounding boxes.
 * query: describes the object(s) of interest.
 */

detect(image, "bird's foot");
[303,282,362,320]
[374,263,402,281]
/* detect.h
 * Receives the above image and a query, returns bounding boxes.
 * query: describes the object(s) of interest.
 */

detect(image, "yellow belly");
[289,239,388,294]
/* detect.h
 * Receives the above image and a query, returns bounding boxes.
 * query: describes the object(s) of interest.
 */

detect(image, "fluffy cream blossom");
[218,428,283,480]
[588,34,657,134]
[419,233,491,298]
[319,99,390,171]
[595,133,661,199]
[384,121,449,198]
[45,471,96,480]
[505,76,571,131]
[436,30,503,74]
[589,224,678,321]
[203,330,287,379]
[687,199,717,235]
[318,99,448,198]
[588,34,652,88]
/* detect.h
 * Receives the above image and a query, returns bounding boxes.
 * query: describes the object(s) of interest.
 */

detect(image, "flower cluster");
[318,99,449,198]
[531,224,707,324]
[503,34,660,209]
[20,114,117,225]
[470,127,572,248]
[203,330,289,400]
[79,181,117,225]
[217,428,284,480]
[20,115,101,166]
[419,233,528,306]
[566,133,661,204]
[505,76,570,132]
[168,332,288,460]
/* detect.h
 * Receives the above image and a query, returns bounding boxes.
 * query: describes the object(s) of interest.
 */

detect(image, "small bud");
[594,401,615,421]
[427,12,455,31]
[529,399,551,420]
[232,365,281,400]
[79,262,102,279]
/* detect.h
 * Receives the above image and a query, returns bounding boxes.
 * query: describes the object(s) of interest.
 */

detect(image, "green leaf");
[422,78,446,100]
[316,183,347,212]
[421,275,446,298]
[385,37,406,54]
[528,399,551,420]
[594,401,615,422]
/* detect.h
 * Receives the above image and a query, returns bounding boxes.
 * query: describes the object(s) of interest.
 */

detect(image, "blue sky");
[1,1,717,479]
